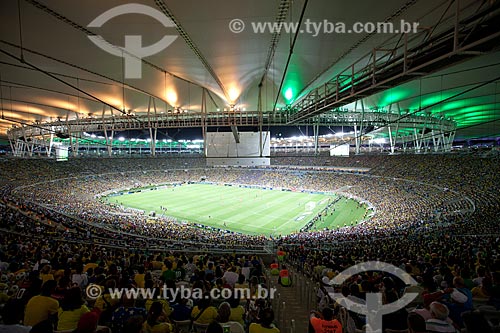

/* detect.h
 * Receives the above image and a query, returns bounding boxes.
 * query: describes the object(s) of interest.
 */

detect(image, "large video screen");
[55,146,69,162]
[206,131,270,158]
[330,144,350,157]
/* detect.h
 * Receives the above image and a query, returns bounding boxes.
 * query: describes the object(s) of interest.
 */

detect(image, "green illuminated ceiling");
[281,63,304,105]
[305,52,500,139]
[356,76,500,138]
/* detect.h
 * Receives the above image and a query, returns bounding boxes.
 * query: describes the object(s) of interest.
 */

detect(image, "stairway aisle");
[268,273,312,333]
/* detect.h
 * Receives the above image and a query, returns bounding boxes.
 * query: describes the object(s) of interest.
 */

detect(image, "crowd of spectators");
[0,152,498,332]
[0,203,275,332]
[3,154,495,246]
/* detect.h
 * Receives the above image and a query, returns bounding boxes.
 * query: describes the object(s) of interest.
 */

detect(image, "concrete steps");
[268,274,313,332]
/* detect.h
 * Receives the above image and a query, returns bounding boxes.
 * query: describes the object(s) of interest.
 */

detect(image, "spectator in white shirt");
[71,265,88,288]
[426,302,459,333]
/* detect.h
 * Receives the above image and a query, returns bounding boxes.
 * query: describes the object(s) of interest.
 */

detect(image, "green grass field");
[106,183,367,236]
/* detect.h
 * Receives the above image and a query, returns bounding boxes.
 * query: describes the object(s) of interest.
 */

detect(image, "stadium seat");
[222,322,245,333]
[472,297,490,309]
[173,319,192,333]
[193,322,210,332]
[478,307,500,328]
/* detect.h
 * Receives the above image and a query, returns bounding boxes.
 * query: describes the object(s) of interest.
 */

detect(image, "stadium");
[0,1,499,333]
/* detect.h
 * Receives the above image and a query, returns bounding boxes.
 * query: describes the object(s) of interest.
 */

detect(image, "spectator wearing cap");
[426,302,459,333]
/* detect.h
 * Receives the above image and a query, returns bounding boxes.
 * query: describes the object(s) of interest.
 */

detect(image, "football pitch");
[106,183,367,236]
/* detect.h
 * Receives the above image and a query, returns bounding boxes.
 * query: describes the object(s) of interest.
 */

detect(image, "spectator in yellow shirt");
[142,301,173,333]
[39,264,54,284]
[145,298,172,318]
[57,286,90,331]
[191,296,218,324]
[135,267,146,288]
[249,308,280,333]
[83,262,98,273]
[93,280,120,312]
[24,280,59,327]
[228,296,245,326]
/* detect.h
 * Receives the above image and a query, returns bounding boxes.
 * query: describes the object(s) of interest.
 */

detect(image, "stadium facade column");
[258,83,263,157]
[66,111,79,157]
[413,127,421,153]
[21,125,34,157]
[69,113,80,157]
[313,121,319,155]
[47,129,54,157]
[147,97,158,157]
[39,130,52,157]
[354,122,359,154]
[7,130,15,156]
[386,103,400,154]
[444,131,456,152]
[431,130,440,152]
[353,99,365,155]
[102,105,114,157]
[414,114,434,153]
[201,88,208,157]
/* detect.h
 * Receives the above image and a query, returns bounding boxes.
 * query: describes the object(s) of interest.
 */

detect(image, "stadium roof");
[0,0,499,140]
